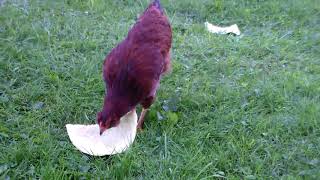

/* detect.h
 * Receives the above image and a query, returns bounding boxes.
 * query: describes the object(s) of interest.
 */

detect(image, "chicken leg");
[137,108,148,130]
[137,95,155,129]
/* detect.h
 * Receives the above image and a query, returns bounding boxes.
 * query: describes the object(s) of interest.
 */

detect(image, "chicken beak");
[100,127,106,135]
[99,122,107,135]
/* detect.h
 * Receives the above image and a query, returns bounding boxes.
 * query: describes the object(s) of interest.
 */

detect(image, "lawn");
[1,0,320,179]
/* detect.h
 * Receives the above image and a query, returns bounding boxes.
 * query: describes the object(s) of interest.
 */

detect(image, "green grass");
[1,0,320,179]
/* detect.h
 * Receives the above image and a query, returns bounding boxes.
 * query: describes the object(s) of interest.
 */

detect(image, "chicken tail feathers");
[152,0,163,12]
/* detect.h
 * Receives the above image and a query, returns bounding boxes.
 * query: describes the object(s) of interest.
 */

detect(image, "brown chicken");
[97,0,172,134]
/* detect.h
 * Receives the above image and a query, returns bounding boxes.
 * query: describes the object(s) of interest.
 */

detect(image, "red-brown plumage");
[97,0,172,134]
